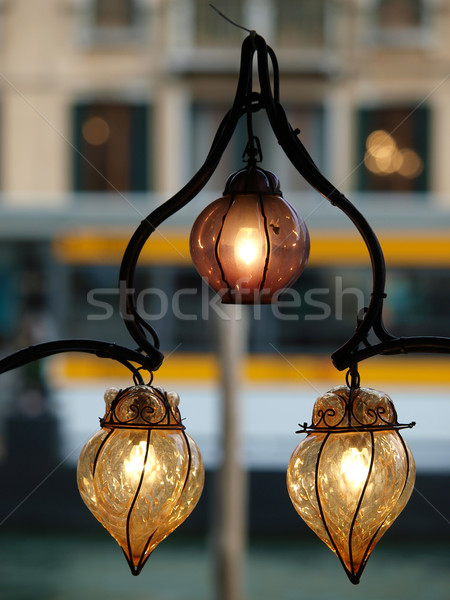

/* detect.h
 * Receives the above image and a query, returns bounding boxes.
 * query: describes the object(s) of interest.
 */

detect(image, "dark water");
[0,531,449,600]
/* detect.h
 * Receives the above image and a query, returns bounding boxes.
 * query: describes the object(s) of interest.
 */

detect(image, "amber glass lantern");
[77,385,204,575]
[287,385,415,584]
[190,165,310,303]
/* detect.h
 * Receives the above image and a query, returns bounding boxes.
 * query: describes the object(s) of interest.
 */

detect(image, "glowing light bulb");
[340,446,370,491]
[125,441,145,475]
[123,441,160,484]
[235,227,262,266]
[189,166,310,303]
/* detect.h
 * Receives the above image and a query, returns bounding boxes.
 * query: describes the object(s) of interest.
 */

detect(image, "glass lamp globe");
[287,385,415,584]
[77,384,204,575]
[190,165,310,303]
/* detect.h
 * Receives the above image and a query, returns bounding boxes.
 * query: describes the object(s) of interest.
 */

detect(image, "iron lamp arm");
[350,336,450,363]
[250,33,450,370]
[0,340,154,384]
[252,34,389,369]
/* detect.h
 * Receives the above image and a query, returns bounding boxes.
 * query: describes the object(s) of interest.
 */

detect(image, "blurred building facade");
[0,0,450,474]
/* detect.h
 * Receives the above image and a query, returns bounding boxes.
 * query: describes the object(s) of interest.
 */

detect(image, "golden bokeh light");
[366,129,397,160]
[82,116,111,146]
[398,148,424,178]
[363,151,383,175]
[364,129,423,179]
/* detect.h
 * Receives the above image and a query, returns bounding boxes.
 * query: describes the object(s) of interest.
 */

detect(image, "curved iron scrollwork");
[0,31,449,381]
[100,385,185,430]
[295,385,416,434]
[0,340,153,384]
[116,32,450,373]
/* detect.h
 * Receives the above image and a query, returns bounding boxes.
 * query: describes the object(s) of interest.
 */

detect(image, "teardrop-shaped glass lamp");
[287,385,415,584]
[77,385,204,575]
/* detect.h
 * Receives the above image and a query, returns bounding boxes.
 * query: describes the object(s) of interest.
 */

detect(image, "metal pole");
[214,304,248,600]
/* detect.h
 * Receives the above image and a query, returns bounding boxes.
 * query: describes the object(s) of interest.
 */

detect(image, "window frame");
[75,0,148,47]
[364,0,434,49]
[72,101,151,193]
[356,104,429,193]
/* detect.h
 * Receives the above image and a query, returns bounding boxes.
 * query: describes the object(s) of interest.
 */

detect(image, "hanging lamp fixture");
[77,383,204,575]
[190,162,310,304]
[0,27,449,582]
[287,377,416,584]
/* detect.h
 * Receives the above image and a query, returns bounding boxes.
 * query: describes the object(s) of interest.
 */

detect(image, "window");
[276,0,326,48]
[73,103,150,192]
[261,267,369,354]
[368,0,430,47]
[249,266,450,355]
[0,255,18,338]
[0,242,50,344]
[171,269,213,351]
[194,0,242,46]
[357,106,428,192]
[385,268,450,336]
[94,0,135,28]
[77,0,145,47]
[62,265,213,352]
[63,265,149,345]
[377,0,422,29]
[59,262,450,356]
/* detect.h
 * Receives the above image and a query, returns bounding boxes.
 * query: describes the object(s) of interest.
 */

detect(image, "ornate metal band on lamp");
[287,385,416,584]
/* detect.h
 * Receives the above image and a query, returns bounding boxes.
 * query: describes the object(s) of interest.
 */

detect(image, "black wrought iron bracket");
[0,32,449,382]
[118,33,450,371]
[0,340,152,385]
